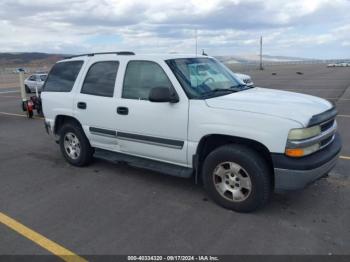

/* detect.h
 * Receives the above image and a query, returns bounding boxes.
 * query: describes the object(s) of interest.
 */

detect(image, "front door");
[115,60,189,166]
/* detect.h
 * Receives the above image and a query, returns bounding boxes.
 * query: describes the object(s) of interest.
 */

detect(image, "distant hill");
[216,54,314,64]
[0,52,65,67]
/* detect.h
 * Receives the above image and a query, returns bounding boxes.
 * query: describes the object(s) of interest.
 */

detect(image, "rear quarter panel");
[41,58,88,132]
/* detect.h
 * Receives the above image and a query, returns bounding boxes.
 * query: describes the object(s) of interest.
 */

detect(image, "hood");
[205,87,332,126]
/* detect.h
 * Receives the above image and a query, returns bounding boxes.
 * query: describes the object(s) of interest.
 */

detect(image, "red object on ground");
[27,100,34,112]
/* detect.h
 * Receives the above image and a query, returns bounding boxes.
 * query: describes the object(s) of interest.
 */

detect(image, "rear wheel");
[202,144,272,212]
[59,123,93,166]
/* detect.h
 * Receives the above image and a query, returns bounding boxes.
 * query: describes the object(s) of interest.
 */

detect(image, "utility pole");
[259,36,263,70]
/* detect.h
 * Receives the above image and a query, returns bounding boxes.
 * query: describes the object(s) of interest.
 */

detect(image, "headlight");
[287,125,321,140]
[285,125,321,157]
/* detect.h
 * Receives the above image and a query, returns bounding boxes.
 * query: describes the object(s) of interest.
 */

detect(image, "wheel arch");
[194,134,274,185]
[54,115,82,135]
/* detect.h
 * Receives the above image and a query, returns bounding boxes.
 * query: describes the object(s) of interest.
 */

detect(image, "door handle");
[77,102,87,109]
[117,107,129,115]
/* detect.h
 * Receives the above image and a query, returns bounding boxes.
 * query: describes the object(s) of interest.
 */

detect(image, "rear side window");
[81,61,119,97]
[44,61,83,92]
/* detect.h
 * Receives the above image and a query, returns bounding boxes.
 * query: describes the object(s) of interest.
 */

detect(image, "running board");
[94,148,193,178]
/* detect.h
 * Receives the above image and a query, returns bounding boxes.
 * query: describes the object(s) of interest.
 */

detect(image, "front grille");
[320,119,335,132]
[320,135,334,147]
[318,117,336,149]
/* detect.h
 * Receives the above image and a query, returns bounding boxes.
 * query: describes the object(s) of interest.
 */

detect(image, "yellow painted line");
[0,212,87,262]
[0,111,44,120]
[340,156,350,160]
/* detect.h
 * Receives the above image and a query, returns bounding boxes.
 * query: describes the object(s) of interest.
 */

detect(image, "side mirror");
[149,87,179,103]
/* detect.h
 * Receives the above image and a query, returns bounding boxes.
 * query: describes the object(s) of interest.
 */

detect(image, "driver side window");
[122,61,173,100]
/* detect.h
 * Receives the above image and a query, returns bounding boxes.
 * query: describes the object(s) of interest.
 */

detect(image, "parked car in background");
[328,62,350,67]
[327,63,337,67]
[24,73,47,93]
[234,73,254,87]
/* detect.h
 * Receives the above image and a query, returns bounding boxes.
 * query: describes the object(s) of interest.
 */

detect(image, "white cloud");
[0,0,349,58]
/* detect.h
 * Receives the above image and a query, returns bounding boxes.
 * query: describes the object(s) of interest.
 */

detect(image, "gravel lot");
[0,63,349,256]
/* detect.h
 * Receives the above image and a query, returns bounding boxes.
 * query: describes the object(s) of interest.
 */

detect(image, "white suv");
[42,52,341,212]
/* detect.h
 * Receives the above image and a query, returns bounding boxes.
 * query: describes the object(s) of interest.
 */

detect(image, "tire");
[202,144,272,212]
[25,85,31,93]
[59,122,93,166]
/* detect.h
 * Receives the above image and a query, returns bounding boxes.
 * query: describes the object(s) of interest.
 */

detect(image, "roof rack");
[65,51,135,59]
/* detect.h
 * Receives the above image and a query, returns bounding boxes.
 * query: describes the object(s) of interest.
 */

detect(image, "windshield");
[165,57,249,99]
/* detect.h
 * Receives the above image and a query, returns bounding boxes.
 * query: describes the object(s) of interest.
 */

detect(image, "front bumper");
[272,133,341,191]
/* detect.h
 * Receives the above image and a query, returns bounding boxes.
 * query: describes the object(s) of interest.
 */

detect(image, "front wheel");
[59,123,93,166]
[202,145,272,212]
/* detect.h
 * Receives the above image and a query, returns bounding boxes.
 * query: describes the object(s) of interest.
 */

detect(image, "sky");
[0,0,349,59]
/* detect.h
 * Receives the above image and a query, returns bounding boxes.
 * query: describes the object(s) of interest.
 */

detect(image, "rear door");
[74,58,120,151]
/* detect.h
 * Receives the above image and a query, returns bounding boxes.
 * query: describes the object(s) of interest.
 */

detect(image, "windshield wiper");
[230,84,248,89]
[200,88,237,98]
[231,84,255,91]
[199,83,252,98]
